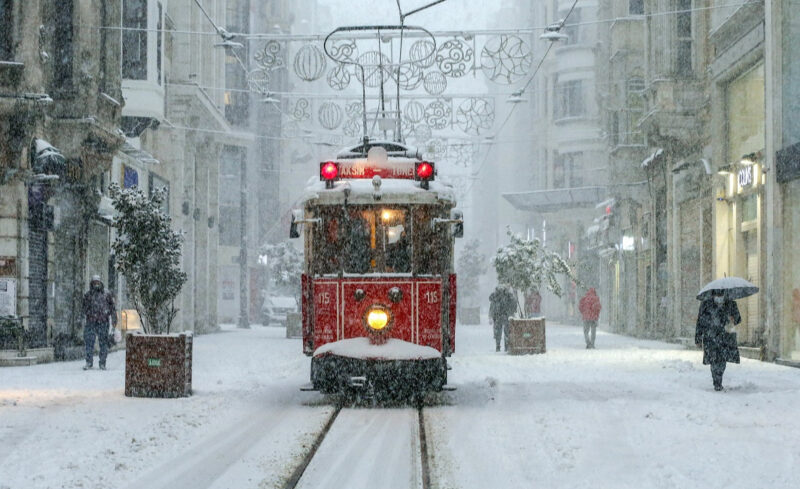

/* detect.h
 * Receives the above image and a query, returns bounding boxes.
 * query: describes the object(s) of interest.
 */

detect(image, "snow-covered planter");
[493,229,576,354]
[110,184,191,398]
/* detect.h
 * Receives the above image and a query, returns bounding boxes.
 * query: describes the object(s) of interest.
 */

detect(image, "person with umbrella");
[695,277,757,391]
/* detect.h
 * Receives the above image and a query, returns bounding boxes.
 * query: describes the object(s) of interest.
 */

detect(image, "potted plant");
[493,229,576,354]
[261,241,303,337]
[110,184,190,397]
[456,238,487,325]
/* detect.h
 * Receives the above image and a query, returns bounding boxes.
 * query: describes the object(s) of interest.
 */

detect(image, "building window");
[123,0,148,80]
[630,0,644,15]
[219,146,245,247]
[556,80,585,119]
[122,165,139,188]
[52,1,74,89]
[675,0,693,76]
[0,0,13,61]
[555,152,583,188]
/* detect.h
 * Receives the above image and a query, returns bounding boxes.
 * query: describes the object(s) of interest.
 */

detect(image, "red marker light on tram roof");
[416,161,434,179]
[320,161,339,181]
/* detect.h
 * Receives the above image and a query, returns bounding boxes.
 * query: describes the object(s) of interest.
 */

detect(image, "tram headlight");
[366,306,390,331]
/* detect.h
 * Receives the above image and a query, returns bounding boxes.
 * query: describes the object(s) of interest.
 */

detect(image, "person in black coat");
[489,285,517,352]
[695,290,741,391]
[82,275,117,370]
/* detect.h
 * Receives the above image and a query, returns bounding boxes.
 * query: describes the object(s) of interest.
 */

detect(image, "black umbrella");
[696,277,759,301]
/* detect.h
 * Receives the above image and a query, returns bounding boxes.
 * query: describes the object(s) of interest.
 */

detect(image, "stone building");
[1,1,124,360]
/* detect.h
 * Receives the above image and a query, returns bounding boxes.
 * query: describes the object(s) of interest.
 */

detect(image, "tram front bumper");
[310,354,447,395]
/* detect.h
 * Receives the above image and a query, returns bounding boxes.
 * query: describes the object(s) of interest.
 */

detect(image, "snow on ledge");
[314,337,441,361]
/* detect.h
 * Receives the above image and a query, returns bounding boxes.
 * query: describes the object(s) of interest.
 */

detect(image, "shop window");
[559,8,581,45]
[0,0,13,61]
[218,206,241,246]
[123,0,148,80]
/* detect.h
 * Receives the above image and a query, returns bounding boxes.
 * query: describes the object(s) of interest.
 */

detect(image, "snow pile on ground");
[314,337,442,360]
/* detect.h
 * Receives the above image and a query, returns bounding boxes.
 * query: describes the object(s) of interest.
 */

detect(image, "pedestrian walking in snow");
[695,290,741,391]
[489,284,517,352]
[82,275,117,370]
[578,288,601,349]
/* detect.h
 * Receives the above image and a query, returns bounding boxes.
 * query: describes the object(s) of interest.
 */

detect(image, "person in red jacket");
[578,288,601,349]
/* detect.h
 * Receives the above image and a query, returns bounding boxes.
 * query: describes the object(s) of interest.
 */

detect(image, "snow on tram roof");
[301,175,456,205]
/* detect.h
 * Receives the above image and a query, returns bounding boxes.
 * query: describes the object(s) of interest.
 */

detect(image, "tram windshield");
[312,205,446,276]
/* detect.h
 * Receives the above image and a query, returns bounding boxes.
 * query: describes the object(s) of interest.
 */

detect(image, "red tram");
[290,141,462,395]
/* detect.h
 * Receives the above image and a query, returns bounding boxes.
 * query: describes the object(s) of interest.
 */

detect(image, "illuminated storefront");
[714,62,765,347]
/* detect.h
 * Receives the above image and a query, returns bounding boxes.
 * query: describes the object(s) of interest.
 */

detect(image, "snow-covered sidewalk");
[1,321,799,489]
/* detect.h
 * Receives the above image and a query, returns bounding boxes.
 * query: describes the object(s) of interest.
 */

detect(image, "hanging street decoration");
[456,98,495,135]
[424,99,452,130]
[246,68,271,95]
[343,117,362,137]
[435,38,474,78]
[355,51,393,87]
[423,71,448,95]
[409,40,436,68]
[290,98,311,122]
[396,63,424,91]
[254,40,285,71]
[403,100,426,125]
[327,63,352,90]
[346,101,364,119]
[480,35,533,84]
[424,138,447,160]
[318,102,343,130]
[293,44,327,82]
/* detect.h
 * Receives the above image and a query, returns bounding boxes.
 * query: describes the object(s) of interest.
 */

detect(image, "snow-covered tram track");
[285,405,431,489]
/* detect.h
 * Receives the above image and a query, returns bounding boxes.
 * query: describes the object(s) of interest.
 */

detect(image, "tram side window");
[413,206,444,275]
[315,210,341,275]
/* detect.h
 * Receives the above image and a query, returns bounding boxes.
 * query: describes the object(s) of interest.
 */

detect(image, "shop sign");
[738,166,754,188]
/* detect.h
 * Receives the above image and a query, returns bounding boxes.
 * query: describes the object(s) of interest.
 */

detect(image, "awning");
[503,186,606,213]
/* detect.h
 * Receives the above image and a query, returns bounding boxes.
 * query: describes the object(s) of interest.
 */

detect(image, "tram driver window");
[343,210,372,274]
[382,209,410,273]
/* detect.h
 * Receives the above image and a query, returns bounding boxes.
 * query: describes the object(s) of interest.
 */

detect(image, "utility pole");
[238,149,250,329]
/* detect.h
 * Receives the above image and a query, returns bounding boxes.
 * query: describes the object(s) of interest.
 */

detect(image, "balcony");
[638,79,707,145]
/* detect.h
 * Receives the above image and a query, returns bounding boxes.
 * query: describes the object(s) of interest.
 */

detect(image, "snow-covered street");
[2,320,799,489]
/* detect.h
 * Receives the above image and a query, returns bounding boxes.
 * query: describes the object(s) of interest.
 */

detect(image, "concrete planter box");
[459,306,481,325]
[286,312,302,338]
[125,333,192,398]
[507,317,546,355]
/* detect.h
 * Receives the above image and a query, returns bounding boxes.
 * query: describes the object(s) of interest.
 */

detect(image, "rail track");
[282,402,432,489]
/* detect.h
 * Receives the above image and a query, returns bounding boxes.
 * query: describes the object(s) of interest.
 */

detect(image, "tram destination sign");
[337,160,416,180]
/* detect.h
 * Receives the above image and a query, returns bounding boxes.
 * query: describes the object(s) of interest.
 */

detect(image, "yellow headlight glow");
[366,308,389,330]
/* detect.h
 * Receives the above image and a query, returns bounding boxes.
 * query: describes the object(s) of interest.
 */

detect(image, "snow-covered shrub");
[262,241,303,307]
[456,238,487,306]
[492,228,575,317]
[110,184,186,334]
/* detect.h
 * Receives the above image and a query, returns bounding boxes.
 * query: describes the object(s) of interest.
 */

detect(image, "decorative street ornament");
[355,51,393,87]
[456,97,495,135]
[346,101,364,118]
[412,123,433,142]
[290,98,311,122]
[435,38,474,78]
[327,38,358,63]
[447,143,478,166]
[481,35,533,84]
[409,40,436,68]
[246,68,271,95]
[343,117,362,137]
[425,138,447,160]
[423,71,447,96]
[424,99,452,130]
[327,63,351,90]
[395,63,424,90]
[318,102,343,130]
[293,44,327,82]
[403,100,425,125]
[254,40,284,70]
